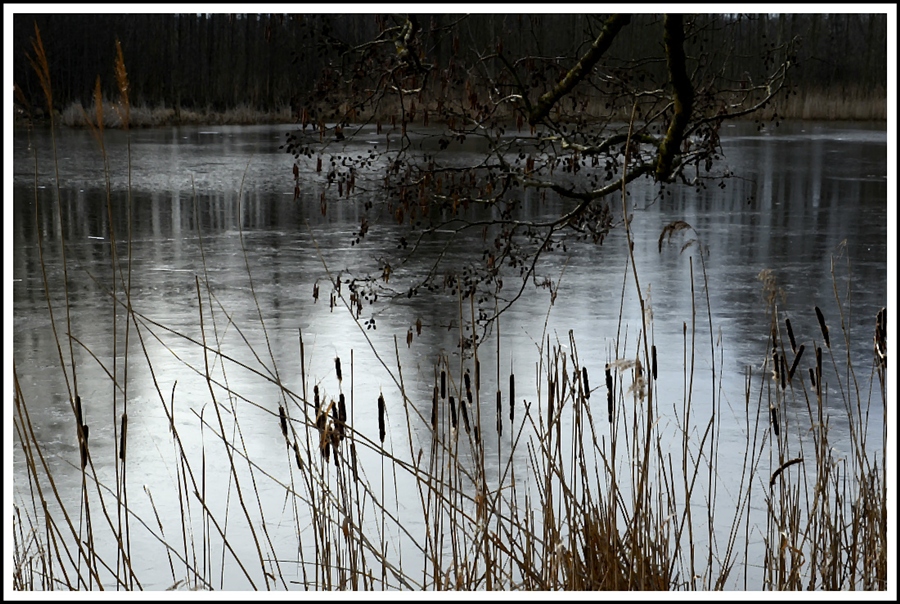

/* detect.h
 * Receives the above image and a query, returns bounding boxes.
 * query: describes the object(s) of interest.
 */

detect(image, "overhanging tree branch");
[528,14,631,125]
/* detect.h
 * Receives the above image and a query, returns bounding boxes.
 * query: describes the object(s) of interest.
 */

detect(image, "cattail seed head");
[337,393,347,438]
[548,379,555,421]
[279,405,288,439]
[331,402,341,435]
[449,396,458,430]
[815,307,830,349]
[441,370,446,399]
[119,413,127,462]
[378,393,386,443]
[293,440,303,470]
[581,367,590,399]
[460,396,471,433]
[475,360,480,391]
[431,387,439,430]
[788,345,804,381]
[875,307,887,368]
[74,395,83,427]
[509,374,515,422]
[335,357,343,381]
[606,365,614,423]
[80,424,90,469]
[785,318,797,353]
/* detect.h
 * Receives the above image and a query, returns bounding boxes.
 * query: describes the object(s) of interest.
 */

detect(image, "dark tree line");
[12,13,888,116]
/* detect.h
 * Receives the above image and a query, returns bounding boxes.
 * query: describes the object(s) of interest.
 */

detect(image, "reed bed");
[11,28,888,592]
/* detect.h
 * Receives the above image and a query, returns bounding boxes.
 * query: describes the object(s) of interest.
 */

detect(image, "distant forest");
[13,13,888,118]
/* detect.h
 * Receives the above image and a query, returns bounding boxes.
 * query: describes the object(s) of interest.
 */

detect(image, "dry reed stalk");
[779,354,787,391]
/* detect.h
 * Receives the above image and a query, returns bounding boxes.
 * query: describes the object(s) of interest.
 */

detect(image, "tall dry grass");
[12,26,888,591]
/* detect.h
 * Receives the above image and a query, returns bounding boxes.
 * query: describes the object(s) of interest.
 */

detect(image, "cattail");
[509,373,515,422]
[293,439,303,470]
[279,405,288,439]
[431,387,439,430]
[441,370,446,399]
[582,367,590,399]
[74,395,83,427]
[496,390,502,436]
[475,360,480,391]
[785,318,797,353]
[606,365,613,423]
[788,345,805,381]
[815,347,823,395]
[464,370,471,394]
[119,413,127,462]
[316,402,327,433]
[80,425,90,469]
[875,307,887,368]
[449,396,458,430]
[331,402,341,438]
[773,352,781,385]
[338,393,347,438]
[350,443,358,482]
[335,357,343,382]
[770,406,780,436]
[314,385,320,413]
[548,379,555,421]
[815,306,830,348]
[808,367,817,389]
[651,346,658,381]
[378,393,386,443]
[459,395,471,434]
[331,429,341,467]
[322,430,331,462]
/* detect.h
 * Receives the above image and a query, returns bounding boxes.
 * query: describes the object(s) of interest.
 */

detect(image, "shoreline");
[15,89,887,130]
